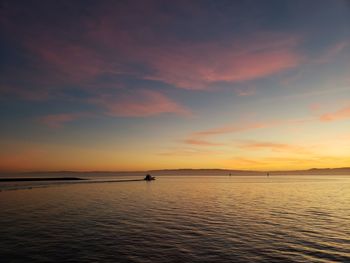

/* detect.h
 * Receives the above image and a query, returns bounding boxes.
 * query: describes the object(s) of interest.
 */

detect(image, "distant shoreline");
[1,167,350,178]
[0,177,86,182]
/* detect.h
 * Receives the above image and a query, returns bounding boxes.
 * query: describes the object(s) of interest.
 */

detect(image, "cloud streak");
[314,41,349,65]
[182,121,280,147]
[39,90,191,127]
[39,113,90,128]
[90,89,191,117]
[158,147,223,157]
[184,118,314,147]
[237,140,311,155]
[144,35,301,90]
[320,105,350,122]
[183,138,224,146]
[2,1,304,95]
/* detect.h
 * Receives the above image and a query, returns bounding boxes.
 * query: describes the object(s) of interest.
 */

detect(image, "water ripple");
[0,175,349,262]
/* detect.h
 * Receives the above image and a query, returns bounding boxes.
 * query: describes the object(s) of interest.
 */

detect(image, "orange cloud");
[238,140,311,154]
[182,121,279,146]
[194,121,278,137]
[309,103,322,112]
[229,157,266,166]
[184,118,313,147]
[158,147,223,157]
[320,105,350,122]
[183,138,223,146]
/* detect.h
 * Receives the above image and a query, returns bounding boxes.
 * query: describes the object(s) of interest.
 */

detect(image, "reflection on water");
[1,176,349,262]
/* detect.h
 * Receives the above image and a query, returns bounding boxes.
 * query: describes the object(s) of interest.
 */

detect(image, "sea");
[1,175,349,262]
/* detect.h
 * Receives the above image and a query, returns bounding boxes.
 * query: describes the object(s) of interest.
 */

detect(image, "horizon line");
[1,166,350,174]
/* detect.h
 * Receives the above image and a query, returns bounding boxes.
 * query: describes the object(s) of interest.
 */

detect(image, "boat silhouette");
[144,174,156,181]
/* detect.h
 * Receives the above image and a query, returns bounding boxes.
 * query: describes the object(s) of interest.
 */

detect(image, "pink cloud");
[26,32,301,92]
[144,35,302,90]
[320,105,350,122]
[23,20,302,91]
[2,3,306,111]
[4,4,304,95]
[38,90,190,127]
[91,89,191,117]
[39,113,89,128]
[26,39,121,83]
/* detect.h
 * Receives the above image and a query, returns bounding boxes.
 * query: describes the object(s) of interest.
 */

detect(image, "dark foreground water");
[1,175,350,262]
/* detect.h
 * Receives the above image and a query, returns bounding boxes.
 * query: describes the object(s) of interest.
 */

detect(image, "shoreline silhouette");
[0,177,86,182]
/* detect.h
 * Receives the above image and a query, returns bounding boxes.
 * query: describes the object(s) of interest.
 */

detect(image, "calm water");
[1,175,350,262]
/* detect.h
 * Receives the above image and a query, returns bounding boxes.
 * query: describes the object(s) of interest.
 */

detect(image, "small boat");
[144,174,156,181]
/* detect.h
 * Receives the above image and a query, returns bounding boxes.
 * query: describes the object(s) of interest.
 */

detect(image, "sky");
[1,0,350,172]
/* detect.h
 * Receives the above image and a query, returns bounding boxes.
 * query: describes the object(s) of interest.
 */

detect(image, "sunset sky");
[1,0,350,171]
